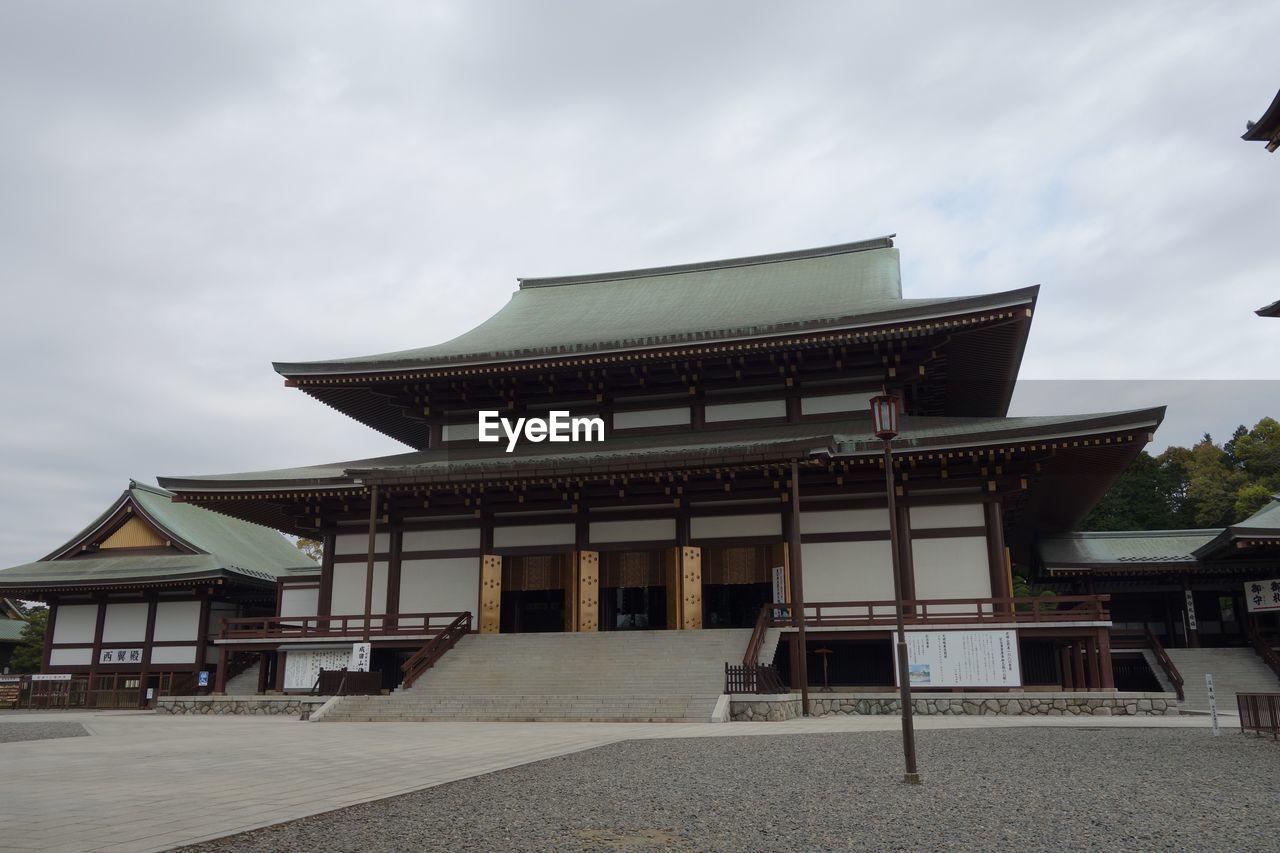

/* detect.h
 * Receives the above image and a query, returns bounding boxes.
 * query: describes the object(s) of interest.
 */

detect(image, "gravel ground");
[185,729,1279,852]
[0,721,89,744]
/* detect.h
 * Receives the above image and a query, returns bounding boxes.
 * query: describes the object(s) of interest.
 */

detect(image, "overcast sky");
[1,1,1277,568]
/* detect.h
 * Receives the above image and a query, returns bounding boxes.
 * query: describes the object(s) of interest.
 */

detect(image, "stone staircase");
[320,629,751,723]
[222,667,262,696]
[1164,648,1280,713]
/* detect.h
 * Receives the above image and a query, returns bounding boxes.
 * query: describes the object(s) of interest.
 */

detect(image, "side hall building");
[154,236,1172,709]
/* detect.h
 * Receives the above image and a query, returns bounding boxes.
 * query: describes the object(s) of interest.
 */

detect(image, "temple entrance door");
[599,550,666,630]
[499,553,569,633]
[702,544,774,629]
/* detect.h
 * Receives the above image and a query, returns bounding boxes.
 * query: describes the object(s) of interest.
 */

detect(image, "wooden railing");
[313,669,382,696]
[1144,627,1185,702]
[725,662,787,695]
[766,595,1109,629]
[1246,622,1280,683]
[401,612,473,689]
[1237,693,1280,739]
[220,612,469,640]
[743,604,773,665]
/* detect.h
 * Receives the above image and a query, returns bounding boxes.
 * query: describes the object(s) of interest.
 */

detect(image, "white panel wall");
[399,558,480,624]
[402,527,481,552]
[280,587,319,618]
[800,392,878,416]
[49,649,93,666]
[149,646,197,665]
[152,601,200,642]
[704,399,787,423]
[334,532,391,555]
[52,604,98,644]
[331,562,388,616]
[442,421,480,441]
[101,603,148,643]
[911,537,992,603]
[691,513,782,539]
[493,524,575,549]
[801,541,896,611]
[283,649,351,691]
[909,504,985,529]
[613,407,691,429]
[800,508,889,534]
[589,519,676,544]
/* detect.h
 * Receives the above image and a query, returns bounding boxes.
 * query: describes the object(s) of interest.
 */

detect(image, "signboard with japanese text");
[350,642,372,673]
[99,648,144,665]
[31,673,72,681]
[771,566,788,620]
[1245,579,1280,613]
[893,629,1021,688]
[1184,590,1198,630]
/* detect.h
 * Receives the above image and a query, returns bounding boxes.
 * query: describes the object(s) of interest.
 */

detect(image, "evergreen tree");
[8,607,47,673]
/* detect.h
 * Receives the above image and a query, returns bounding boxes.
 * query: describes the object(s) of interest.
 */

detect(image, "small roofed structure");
[0,481,315,706]
[1243,88,1280,152]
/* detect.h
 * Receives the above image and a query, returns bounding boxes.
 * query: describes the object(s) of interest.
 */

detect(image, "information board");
[350,642,372,673]
[1245,579,1280,613]
[893,629,1021,688]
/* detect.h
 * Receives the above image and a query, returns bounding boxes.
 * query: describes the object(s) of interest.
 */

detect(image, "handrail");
[1144,626,1184,702]
[743,604,772,665]
[220,611,469,640]
[1247,621,1280,683]
[766,595,1110,629]
[400,612,472,689]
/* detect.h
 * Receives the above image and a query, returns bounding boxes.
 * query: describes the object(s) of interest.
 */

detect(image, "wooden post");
[1071,640,1085,689]
[256,653,270,694]
[386,527,403,632]
[1059,644,1073,690]
[984,502,1010,615]
[363,483,379,642]
[274,651,287,692]
[575,551,599,631]
[41,600,59,673]
[1096,629,1114,689]
[317,531,335,626]
[138,598,158,708]
[213,645,228,695]
[479,555,502,634]
[680,547,702,630]
[787,461,810,717]
[896,504,915,606]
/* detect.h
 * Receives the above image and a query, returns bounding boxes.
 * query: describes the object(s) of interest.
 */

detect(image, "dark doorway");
[600,550,666,630]
[702,544,777,628]
[500,553,569,633]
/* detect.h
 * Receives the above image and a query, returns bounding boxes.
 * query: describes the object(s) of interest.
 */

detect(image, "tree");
[1235,482,1275,521]
[9,607,47,673]
[295,538,323,562]
[1231,417,1280,489]
[1081,450,1189,531]
[1183,437,1248,528]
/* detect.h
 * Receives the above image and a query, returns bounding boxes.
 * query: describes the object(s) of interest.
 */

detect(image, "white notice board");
[1245,579,1280,613]
[893,629,1021,688]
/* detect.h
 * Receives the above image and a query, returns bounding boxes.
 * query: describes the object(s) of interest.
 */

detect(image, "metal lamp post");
[870,392,921,785]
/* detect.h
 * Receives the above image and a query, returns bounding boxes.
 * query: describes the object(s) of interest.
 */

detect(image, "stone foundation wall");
[731,692,1178,721]
[155,696,330,716]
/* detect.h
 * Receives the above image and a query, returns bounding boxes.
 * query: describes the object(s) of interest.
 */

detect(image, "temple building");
[1243,88,1280,153]
[0,481,314,707]
[144,236,1188,718]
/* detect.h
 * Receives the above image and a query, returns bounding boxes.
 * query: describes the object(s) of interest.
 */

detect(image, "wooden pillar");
[787,461,810,716]
[213,645,228,694]
[1086,637,1103,690]
[679,547,702,630]
[665,548,683,630]
[87,599,107,699]
[41,600,58,673]
[479,555,502,634]
[317,532,336,622]
[256,653,270,694]
[1097,629,1115,689]
[137,598,158,707]
[1059,644,1073,690]
[362,484,380,642]
[274,651,287,692]
[386,527,403,632]
[896,504,915,613]
[984,501,1010,615]
[573,551,600,632]
[1071,640,1085,690]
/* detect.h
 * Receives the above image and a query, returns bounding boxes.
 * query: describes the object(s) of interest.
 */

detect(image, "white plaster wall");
[909,504,985,529]
[280,587,319,618]
[399,558,480,625]
[800,508,889,534]
[52,604,98,644]
[152,601,200,642]
[589,518,676,544]
[704,399,787,423]
[493,524,575,549]
[613,407,691,429]
[402,527,481,552]
[801,541,896,614]
[149,646,197,665]
[330,562,388,617]
[800,392,878,416]
[283,649,351,691]
[101,603,148,643]
[334,531,391,555]
[691,514,782,539]
[911,537,992,608]
[49,649,93,666]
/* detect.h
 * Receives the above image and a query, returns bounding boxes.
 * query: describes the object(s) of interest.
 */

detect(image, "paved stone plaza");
[0,710,1258,852]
